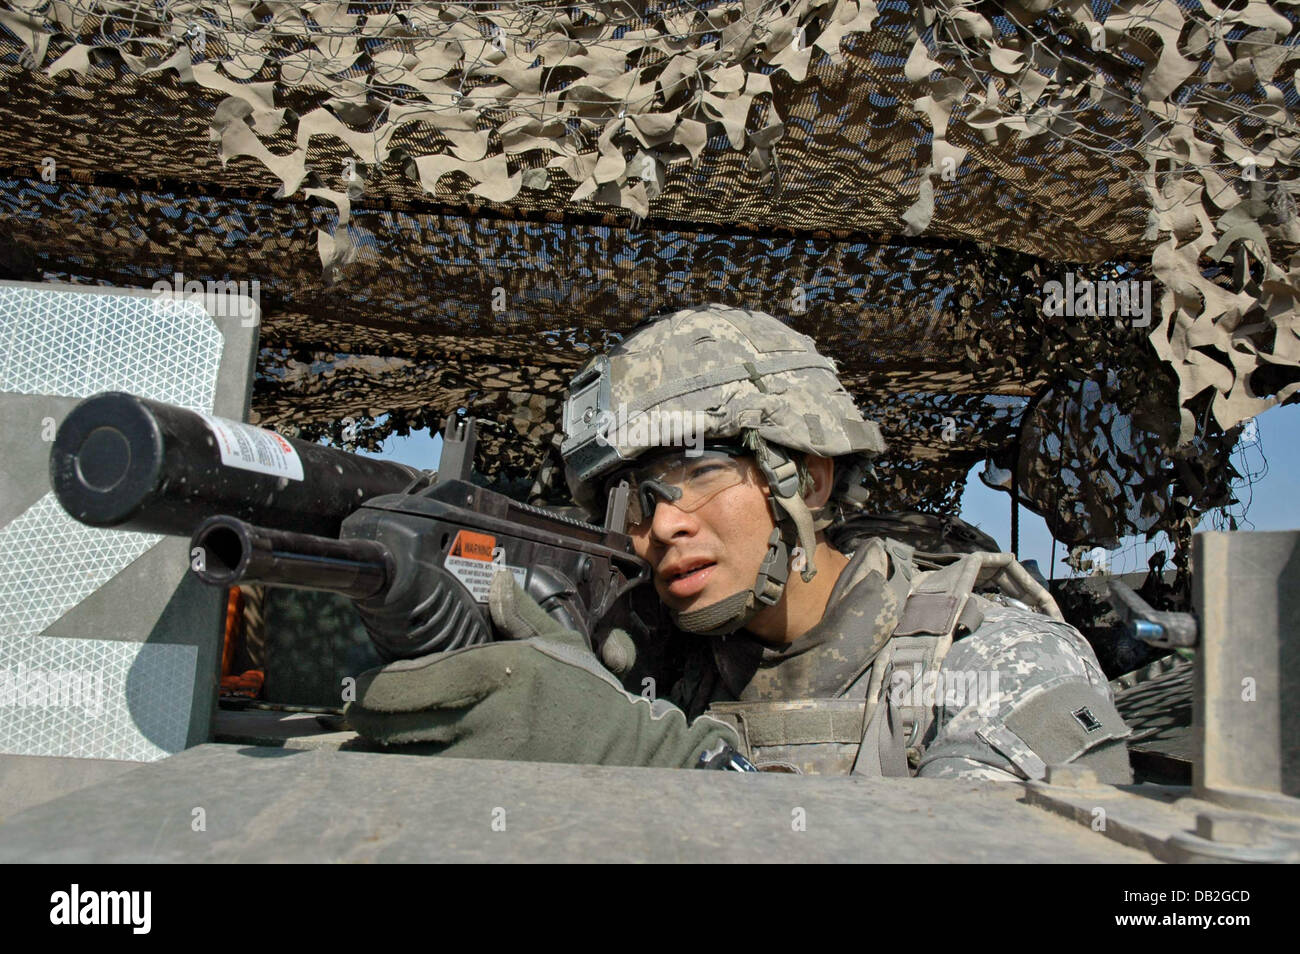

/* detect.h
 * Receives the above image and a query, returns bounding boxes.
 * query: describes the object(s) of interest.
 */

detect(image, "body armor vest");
[702,539,1064,776]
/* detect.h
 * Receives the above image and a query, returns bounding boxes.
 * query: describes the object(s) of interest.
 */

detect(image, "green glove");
[344,571,742,768]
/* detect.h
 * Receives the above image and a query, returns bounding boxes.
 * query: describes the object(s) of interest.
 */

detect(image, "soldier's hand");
[344,572,741,768]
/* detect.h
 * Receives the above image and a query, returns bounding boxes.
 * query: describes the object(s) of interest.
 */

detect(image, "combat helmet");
[560,304,886,636]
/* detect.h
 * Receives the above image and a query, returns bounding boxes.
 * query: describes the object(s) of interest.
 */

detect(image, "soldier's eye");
[684,463,718,481]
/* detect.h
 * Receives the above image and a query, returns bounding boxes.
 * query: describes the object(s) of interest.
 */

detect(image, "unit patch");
[1072,706,1103,732]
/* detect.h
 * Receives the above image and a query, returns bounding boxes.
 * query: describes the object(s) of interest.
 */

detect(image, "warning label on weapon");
[198,413,304,482]
[445,531,526,602]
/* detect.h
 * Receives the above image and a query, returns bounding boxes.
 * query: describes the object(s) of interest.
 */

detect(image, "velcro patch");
[707,699,867,746]
[1003,681,1131,767]
[893,592,960,637]
[803,413,824,444]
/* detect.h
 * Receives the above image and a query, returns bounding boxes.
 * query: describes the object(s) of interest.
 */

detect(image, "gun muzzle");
[191,516,392,601]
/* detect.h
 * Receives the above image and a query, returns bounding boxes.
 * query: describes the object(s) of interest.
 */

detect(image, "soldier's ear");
[803,455,835,509]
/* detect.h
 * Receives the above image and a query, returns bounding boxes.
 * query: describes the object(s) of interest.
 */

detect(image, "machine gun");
[49,393,655,672]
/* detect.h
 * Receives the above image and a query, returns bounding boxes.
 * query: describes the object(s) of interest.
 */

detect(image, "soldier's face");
[627,457,775,613]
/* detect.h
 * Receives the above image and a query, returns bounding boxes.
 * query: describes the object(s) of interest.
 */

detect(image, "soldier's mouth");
[663,561,717,598]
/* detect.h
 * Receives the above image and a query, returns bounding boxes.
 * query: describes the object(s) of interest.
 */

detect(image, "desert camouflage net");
[0,0,1285,576]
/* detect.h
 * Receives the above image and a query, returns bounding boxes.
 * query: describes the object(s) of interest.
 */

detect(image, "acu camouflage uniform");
[666,524,1133,781]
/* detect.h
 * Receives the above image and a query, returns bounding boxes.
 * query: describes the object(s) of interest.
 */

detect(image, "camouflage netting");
[1,0,1297,585]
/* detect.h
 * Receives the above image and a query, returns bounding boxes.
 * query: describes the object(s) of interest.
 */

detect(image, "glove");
[344,571,743,768]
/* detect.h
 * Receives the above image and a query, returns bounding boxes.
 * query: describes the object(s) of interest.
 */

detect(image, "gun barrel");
[50,392,427,537]
[192,516,392,600]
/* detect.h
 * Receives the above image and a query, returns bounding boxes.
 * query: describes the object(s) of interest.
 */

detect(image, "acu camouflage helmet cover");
[561,303,887,513]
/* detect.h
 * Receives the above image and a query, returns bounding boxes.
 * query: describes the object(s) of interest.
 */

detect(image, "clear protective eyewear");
[606,445,754,530]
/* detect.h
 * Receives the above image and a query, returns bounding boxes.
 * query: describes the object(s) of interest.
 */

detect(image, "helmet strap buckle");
[750,435,819,583]
[754,444,802,500]
[754,527,789,606]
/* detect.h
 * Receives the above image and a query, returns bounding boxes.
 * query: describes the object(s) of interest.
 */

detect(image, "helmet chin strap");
[671,528,789,636]
[756,442,819,583]
[671,437,821,637]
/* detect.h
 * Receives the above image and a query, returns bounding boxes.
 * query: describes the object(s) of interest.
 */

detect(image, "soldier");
[346,304,1132,782]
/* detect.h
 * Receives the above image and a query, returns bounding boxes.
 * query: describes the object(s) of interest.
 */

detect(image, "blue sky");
[359,427,445,472]
[356,402,1298,579]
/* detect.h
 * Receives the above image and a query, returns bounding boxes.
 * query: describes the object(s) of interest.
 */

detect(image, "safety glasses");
[605,445,755,530]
